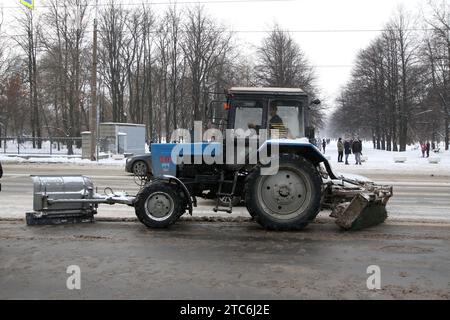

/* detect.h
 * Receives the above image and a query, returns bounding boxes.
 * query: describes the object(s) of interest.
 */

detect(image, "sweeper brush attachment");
[324,178,393,230]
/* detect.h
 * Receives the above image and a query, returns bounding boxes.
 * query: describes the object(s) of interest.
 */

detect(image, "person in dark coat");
[352,138,362,165]
[420,142,426,157]
[0,161,3,192]
[337,138,344,162]
[322,139,327,153]
[426,142,430,158]
[344,139,352,165]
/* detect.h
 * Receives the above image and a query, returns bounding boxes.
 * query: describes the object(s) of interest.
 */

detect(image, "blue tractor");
[27,87,392,231]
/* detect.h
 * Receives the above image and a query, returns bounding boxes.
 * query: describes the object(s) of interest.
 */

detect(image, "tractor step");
[213,208,233,213]
[220,180,236,184]
[216,192,236,197]
[213,171,239,214]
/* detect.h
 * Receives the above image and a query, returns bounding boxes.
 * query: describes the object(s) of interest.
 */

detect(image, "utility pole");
[446,12,450,150]
[90,1,98,161]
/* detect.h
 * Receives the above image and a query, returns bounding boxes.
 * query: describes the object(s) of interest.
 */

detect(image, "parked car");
[125,154,152,176]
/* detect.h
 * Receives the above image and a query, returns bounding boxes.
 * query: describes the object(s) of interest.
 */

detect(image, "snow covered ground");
[0,155,126,166]
[0,139,82,155]
[0,152,126,166]
[1,139,449,174]
[324,140,450,175]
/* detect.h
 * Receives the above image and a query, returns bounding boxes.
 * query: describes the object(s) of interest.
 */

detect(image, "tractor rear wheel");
[134,181,185,228]
[246,155,322,230]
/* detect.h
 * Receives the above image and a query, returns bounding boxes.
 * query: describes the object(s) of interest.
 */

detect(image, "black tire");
[245,155,322,230]
[132,160,148,177]
[134,181,185,228]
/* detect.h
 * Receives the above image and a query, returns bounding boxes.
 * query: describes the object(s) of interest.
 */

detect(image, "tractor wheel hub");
[145,192,174,219]
[277,185,291,197]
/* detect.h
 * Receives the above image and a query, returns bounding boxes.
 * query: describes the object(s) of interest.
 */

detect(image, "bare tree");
[99,1,128,123]
[256,25,315,90]
[15,7,41,148]
[423,0,450,150]
[38,0,90,154]
[181,5,232,125]
[256,24,323,126]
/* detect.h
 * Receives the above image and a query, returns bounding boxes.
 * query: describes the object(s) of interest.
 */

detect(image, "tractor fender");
[259,139,338,180]
[153,175,196,215]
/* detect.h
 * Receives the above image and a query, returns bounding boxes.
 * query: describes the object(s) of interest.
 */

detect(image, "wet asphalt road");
[0,163,450,299]
[1,220,449,299]
[1,163,450,221]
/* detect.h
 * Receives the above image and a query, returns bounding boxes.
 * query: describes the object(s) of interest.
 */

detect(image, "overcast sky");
[1,0,428,107]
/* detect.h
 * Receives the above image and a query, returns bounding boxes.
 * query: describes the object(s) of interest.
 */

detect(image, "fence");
[0,137,82,155]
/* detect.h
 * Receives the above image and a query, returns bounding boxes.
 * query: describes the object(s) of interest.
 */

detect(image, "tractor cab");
[209,87,317,141]
[226,87,308,140]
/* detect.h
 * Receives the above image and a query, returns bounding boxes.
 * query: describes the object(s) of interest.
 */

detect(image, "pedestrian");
[337,138,344,162]
[0,160,3,192]
[426,141,430,158]
[322,139,327,153]
[352,138,362,165]
[420,142,426,158]
[344,138,352,165]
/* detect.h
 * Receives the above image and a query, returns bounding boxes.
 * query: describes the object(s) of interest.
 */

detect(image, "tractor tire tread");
[245,154,322,230]
[134,181,184,228]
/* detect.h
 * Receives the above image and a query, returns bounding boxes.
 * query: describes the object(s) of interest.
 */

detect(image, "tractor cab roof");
[227,87,307,97]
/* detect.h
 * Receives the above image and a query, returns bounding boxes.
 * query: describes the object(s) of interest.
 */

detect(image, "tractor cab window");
[268,100,303,139]
[207,100,228,132]
[232,100,264,134]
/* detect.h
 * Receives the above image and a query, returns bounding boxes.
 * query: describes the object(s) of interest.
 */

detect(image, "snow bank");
[0,154,126,166]
[0,139,81,155]
[1,139,449,173]
[324,140,450,175]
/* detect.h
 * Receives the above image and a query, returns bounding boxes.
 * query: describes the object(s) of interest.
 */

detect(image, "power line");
[0,28,435,38]
[233,28,435,33]
[313,65,353,68]
[1,0,295,10]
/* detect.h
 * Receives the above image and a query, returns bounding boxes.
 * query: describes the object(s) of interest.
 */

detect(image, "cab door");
[226,97,267,166]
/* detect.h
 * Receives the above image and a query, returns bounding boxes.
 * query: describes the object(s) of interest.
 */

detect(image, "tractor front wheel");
[246,155,322,230]
[134,181,185,228]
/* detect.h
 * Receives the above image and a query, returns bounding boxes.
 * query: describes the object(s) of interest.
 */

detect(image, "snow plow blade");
[326,179,393,231]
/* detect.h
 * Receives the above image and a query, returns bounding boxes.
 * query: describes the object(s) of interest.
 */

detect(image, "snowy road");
[0,163,449,222]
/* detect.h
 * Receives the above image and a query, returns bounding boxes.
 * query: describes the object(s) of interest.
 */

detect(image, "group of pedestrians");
[337,137,363,165]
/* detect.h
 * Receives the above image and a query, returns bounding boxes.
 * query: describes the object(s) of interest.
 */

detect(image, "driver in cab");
[248,102,290,139]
